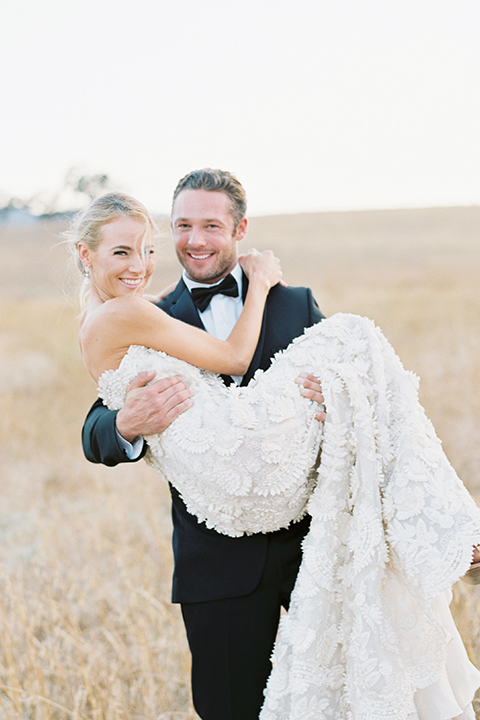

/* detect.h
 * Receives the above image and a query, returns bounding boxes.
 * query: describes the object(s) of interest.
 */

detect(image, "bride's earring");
[84,266,90,283]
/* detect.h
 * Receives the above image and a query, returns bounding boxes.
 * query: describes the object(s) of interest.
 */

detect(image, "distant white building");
[0,206,39,226]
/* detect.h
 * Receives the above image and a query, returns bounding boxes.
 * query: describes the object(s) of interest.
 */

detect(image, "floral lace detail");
[98,343,322,537]
[98,313,480,719]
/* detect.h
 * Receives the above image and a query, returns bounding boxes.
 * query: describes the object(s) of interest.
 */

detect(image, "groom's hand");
[115,371,193,442]
[296,373,326,421]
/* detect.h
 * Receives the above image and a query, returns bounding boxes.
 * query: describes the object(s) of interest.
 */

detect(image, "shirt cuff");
[115,429,144,459]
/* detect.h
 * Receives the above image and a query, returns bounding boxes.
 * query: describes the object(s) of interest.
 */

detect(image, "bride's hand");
[238,249,287,290]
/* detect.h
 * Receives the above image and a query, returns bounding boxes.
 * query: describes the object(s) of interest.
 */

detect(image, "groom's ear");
[235,216,248,243]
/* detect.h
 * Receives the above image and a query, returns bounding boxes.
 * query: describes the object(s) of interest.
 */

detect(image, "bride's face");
[80,216,155,301]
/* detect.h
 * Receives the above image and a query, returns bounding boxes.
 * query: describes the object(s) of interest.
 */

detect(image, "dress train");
[99,313,480,720]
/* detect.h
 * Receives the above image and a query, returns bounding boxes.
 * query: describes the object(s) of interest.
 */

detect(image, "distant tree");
[0,196,28,210]
[47,168,115,213]
[0,168,116,220]
[66,168,112,201]
[35,168,115,215]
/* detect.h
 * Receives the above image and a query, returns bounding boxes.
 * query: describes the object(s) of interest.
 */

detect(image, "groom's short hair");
[172,169,247,230]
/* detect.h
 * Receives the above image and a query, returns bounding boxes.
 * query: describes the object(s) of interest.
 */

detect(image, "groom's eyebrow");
[174,216,223,223]
[203,217,226,227]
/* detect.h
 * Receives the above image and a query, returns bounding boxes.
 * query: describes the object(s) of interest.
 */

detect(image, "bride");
[70,192,480,720]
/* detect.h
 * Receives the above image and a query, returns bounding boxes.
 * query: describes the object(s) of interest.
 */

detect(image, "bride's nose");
[128,253,145,273]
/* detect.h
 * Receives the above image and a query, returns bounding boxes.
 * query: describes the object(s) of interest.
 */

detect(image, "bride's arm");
[92,250,282,378]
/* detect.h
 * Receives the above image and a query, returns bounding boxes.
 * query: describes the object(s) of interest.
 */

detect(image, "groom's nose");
[186,225,206,247]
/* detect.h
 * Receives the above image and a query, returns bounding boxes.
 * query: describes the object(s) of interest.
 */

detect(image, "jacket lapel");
[160,279,205,330]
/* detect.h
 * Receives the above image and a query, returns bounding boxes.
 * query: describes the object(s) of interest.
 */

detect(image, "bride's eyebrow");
[111,243,155,253]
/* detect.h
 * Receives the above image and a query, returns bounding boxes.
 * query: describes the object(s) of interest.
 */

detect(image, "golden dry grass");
[1,206,480,718]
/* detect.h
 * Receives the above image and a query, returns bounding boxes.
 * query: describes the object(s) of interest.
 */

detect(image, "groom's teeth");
[190,253,212,259]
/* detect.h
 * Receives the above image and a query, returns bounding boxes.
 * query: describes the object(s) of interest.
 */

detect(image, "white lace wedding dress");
[99,313,480,720]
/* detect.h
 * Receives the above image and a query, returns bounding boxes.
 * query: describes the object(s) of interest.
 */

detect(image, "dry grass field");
[1,205,479,718]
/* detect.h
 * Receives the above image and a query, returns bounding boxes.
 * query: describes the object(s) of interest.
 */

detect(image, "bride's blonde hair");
[63,192,158,305]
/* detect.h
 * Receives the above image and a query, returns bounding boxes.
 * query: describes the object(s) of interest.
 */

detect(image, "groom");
[82,169,325,720]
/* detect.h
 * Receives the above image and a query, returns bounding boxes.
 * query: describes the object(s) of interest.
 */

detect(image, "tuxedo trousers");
[180,516,310,720]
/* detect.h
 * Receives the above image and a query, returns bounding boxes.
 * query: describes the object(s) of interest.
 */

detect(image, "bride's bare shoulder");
[79,296,172,379]
[94,295,166,324]
[81,296,168,341]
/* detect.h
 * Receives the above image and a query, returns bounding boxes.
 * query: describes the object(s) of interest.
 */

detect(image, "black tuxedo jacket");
[82,274,324,603]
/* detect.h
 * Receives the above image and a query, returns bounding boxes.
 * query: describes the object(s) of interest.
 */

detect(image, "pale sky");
[1,0,479,216]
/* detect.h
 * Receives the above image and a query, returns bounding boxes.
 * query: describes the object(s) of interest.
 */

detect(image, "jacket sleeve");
[306,288,325,326]
[82,398,147,466]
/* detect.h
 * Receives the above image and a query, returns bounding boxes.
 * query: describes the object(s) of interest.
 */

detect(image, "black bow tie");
[190,274,239,312]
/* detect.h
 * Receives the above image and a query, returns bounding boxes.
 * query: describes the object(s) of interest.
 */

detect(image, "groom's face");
[172,188,247,284]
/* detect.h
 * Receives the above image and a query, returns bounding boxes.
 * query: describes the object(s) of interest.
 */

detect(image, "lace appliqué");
[98,344,322,537]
